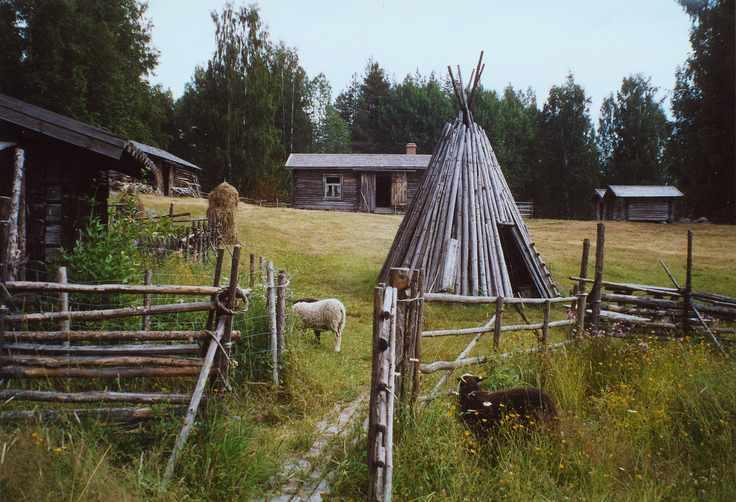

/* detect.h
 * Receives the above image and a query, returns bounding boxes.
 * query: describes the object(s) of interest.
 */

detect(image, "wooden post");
[389,267,410,408]
[493,296,504,351]
[163,246,241,485]
[590,223,605,332]
[267,262,278,385]
[683,230,693,335]
[383,288,397,502]
[575,293,587,338]
[576,238,590,294]
[205,249,225,359]
[218,247,239,387]
[142,270,152,331]
[259,256,265,284]
[169,202,174,218]
[57,267,70,332]
[249,254,256,288]
[410,269,425,409]
[3,148,25,281]
[276,270,287,361]
[367,285,383,499]
[542,299,551,347]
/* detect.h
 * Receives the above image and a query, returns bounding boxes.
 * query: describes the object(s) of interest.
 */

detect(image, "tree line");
[0,1,732,221]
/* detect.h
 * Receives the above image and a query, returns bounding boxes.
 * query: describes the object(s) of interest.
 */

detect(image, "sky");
[147,0,693,120]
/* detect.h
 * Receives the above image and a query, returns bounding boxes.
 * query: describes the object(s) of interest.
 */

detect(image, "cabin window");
[323,175,342,200]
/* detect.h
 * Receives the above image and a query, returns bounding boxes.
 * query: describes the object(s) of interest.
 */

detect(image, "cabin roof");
[607,185,684,198]
[593,188,607,199]
[0,93,199,172]
[286,153,431,171]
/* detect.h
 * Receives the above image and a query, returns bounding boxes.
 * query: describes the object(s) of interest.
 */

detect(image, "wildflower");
[463,431,471,437]
[52,447,62,454]
[559,463,565,470]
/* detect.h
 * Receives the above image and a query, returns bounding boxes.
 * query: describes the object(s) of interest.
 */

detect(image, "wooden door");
[359,173,376,212]
[391,172,407,208]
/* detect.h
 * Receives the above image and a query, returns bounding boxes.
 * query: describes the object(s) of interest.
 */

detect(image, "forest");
[0,0,733,221]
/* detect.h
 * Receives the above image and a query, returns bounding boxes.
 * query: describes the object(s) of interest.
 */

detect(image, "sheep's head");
[458,373,484,396]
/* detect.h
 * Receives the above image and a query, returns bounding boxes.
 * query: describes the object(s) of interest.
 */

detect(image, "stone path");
[266,392,368,501]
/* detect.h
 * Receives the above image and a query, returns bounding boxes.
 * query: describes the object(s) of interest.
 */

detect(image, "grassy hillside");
[1,196,734,500]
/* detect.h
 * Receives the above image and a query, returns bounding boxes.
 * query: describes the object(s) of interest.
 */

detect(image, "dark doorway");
[375,174,391,208]
[497,224,537,297]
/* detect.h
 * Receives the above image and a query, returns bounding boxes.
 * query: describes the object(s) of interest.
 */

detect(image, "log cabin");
[593,185,684,222]
[286,143,430,213]
[0,93,201,279]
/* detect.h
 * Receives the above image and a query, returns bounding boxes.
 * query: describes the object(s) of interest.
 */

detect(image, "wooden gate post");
[276,270,287,367]
[493,296,504,351]
[267,262,278,385]
[576,238,590,295]
[575,293,587,338]
[683,230,693,335]
[57,267,70,332]
[590,223,606,332]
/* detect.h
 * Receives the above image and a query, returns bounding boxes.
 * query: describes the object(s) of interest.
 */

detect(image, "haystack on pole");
[207,182,239,245]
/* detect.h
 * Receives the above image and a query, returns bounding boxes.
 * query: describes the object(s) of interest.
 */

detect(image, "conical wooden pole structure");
[380,54,558,298]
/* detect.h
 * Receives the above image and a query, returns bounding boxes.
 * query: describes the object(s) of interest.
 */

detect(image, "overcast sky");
[147,0,693,120]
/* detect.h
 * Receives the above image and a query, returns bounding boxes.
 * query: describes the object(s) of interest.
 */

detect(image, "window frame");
[323,174,343,200]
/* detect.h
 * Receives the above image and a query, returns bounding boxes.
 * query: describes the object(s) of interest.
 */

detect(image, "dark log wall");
[292,170,359,211]
[603,197,676,222]
[24,138,111,265]
[293,169,426,212]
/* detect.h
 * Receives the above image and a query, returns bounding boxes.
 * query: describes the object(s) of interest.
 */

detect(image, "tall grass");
[333,337,736,500]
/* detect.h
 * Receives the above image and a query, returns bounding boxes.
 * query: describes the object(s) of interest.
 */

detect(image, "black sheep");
[457,373,557,437]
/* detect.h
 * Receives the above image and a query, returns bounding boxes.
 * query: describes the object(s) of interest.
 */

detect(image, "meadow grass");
[1,196,734,500]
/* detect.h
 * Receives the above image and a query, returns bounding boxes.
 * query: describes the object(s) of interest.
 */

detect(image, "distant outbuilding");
[593,185,684,222]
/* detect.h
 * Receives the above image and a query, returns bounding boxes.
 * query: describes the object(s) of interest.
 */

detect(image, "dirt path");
[267,392,368,501]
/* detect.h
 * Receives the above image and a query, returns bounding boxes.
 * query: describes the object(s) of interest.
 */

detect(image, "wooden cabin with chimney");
[286,143,430,213]
[0,93,201,280]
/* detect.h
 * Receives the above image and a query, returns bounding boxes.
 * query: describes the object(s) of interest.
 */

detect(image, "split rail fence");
[367,267,586,501]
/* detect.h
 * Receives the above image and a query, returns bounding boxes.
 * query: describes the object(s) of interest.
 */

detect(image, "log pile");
[379,54,557,298]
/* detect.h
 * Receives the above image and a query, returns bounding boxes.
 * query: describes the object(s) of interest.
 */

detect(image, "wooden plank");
[0,343,199,356]
[4,301,214,323]
[0,389,192,404]
[4,281,223,295]
[0,354,202,368]
[0,366,201,378]
[0,330,240,342]
[0,406,185,423]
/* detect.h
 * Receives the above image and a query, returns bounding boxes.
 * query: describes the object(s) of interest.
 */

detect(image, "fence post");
[56,266,70,332]
[218,246,240,388]
[205,249,225,359]
[267,262,279,385]
[276,270,287,363]
[683,230,693,335]
[590,223,605,332]
[493,296,504,351]
[410,269,425,409]
[576,238,590,294]
[542,299,551,348]
[249,254,256,288]
[575,293,587,338]
[259,256,265,284]
[142,269,152,331]
[169,202,174,217]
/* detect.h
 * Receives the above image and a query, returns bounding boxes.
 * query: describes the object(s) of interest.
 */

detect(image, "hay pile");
[207,182,239,245]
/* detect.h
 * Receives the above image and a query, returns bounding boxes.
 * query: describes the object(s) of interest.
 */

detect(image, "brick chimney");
[405,142,417,155]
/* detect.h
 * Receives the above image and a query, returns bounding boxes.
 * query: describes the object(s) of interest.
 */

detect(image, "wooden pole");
[218,246,240,388]
[493,296,504,350]
[410,269,424,408]
[142,269,152,331]
[577,238,590,294]
[575,293,587,338]
[57,267,70,332]
[0,389,192,404]
[276,270,287,361]
[590,223,606,332]
[205,248,225,358]
[683,230,693,336]
[542,299,551,347]
[164,246,241,484]
[267,262,278,385]
[4,301,214,324]
[249,253,256,288]
[3,148,25,281]
[0,330,241,342]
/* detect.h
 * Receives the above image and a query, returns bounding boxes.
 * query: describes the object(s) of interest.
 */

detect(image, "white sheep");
[292,298,346,352]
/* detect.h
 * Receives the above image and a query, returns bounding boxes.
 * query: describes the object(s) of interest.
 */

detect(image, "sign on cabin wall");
[391,173,408,207]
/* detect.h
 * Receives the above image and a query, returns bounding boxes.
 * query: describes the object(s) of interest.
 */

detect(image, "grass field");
[1,196,734,500]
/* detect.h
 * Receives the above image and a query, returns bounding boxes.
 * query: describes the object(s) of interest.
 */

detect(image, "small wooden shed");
[286,143,430,213]
[0,93,200,279]
[593,185,684,222]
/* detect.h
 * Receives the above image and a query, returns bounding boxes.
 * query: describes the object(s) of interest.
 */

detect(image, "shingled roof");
[286,153,431,171]
[608,185,684,198]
